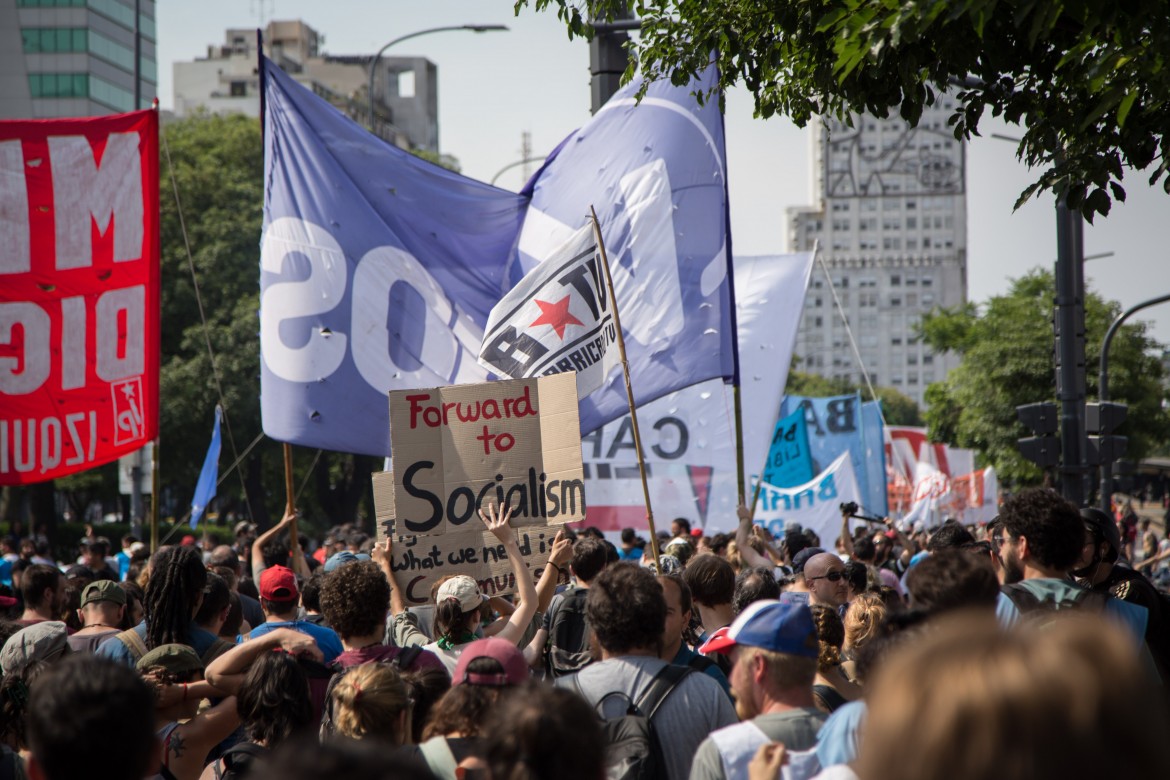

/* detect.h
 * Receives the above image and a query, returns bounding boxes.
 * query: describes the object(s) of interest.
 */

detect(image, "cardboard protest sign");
[372,470,395,542]
[388,373,585,536]
[387,526,557,606]
[371,471,561,605]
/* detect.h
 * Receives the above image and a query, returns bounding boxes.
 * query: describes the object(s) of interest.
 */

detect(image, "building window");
[890,296,902,306]
[17,0,85,5]
[814,316,823,327]
[922,276,934,287]
[923,354,934,365]
[906,293,918,306]
[28,72,88,98]
[230,81,247,96]
[89,29,135,70]
[905,199,916,210]
[22,28,87,53]
[906,277,917,286]
[891,336,902,346]
[890,274,901,286]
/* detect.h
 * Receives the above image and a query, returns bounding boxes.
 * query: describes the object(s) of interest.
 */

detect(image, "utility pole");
[1053,196,1088,506]
[590,10,638,113]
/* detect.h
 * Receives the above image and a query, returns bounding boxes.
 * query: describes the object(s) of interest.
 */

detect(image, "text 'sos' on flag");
[0,110,160,485]
[479,223,620,398]
[259,54,733,458]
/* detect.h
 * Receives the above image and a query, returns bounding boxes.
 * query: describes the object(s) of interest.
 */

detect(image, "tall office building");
[0,0,156,118]
[787,100,968,407]
[173,20,439,153]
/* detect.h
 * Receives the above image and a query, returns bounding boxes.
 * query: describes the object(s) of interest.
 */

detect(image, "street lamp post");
[1097,292,1170,511]
[366,24,508,132]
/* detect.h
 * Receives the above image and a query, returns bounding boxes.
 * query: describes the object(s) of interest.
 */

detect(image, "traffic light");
[1085,401,1127,465]
[1017,402,1059,467]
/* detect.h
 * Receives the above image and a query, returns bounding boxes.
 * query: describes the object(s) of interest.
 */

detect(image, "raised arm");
[205,627,322,695]
[736,505,776,570]
[839,510,856,557]
[481,503,537,646]
[251,510,296,582]
[535,529,573,613]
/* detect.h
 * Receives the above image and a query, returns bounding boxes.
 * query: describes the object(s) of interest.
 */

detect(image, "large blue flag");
[259,56,734,456]
[189,406,222,529]
[510,69,736,434]
[779,394,888,517]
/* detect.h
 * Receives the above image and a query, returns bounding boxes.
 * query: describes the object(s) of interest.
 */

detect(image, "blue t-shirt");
[241,620,344,663]
[96,621,222,667]
[671,643,732,697]
[616,547,644,562]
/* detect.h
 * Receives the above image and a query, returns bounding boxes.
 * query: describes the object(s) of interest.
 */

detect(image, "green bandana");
[437,632,478,651]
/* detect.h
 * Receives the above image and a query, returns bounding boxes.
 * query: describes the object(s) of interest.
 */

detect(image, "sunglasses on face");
[807,570,846,583]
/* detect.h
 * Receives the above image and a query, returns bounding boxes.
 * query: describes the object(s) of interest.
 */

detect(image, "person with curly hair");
[319,558,445,675]
[840,591,887,683]
[809,604,860,714]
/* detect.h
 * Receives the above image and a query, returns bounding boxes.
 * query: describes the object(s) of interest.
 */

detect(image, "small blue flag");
[763,408,814,488]
[189,406,222,529]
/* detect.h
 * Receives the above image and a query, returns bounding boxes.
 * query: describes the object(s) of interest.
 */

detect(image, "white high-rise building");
[173,20,439,152]
[787,100,968,406]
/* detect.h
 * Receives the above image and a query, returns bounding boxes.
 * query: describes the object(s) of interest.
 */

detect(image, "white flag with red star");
[479,223,620,398]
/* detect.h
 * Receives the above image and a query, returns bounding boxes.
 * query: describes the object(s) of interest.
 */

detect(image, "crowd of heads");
[0,486,1164,780]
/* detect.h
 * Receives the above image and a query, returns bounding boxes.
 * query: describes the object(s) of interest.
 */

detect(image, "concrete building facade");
[173,20,439,152]
[0,0,157,119]
[787,99,969,407]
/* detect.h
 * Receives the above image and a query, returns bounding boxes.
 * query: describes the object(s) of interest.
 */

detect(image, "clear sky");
[156,0,1170,349]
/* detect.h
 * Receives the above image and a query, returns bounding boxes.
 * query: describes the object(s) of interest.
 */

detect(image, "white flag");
[479,223,621,398]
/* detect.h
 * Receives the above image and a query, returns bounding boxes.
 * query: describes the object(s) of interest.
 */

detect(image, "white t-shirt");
[421,640,468,675]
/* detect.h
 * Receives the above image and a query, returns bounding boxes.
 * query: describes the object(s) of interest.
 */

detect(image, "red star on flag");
[530,295,583,340]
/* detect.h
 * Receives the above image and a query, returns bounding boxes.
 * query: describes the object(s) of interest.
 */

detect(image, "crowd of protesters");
[0,487,1166,780]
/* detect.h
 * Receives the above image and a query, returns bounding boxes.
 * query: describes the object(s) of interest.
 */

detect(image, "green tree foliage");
[158,113,380,534]
[786,370,923,426]
[517,0,1170,219]
[920,270,1170,485]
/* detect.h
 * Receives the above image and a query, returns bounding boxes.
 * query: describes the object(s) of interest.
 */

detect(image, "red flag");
[0,110,159,484]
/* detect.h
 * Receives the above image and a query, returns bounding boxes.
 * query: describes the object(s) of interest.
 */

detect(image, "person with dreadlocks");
[98,545,219,667]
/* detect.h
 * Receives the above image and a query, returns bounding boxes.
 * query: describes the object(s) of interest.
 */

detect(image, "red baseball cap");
[259,565,299,601]
[452,637,528,687]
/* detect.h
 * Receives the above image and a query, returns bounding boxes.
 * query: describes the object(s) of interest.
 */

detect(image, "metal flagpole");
[590,206,662,567]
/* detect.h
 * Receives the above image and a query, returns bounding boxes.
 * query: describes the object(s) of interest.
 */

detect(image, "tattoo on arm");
[168,732,186,760]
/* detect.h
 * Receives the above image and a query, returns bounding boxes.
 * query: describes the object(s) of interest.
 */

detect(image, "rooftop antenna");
[251,0,275,29]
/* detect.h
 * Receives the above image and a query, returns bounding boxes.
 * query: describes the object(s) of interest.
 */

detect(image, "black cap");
[1080,507,1122,554]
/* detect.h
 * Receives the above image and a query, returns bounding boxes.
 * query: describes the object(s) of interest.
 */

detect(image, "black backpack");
[572,664,691,780]
[212,742,267,780]
[318,645,423,738]
[1002,582,1108,617]
[546,588,594,677]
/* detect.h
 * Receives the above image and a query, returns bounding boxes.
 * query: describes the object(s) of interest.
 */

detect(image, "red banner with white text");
[0,110,159,484]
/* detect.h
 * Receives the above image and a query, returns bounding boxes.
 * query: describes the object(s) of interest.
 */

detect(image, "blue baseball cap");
[698,599,819,658]
[324,550,371,572]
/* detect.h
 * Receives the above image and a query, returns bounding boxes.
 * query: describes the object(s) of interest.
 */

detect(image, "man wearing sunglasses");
[802,553,850,609]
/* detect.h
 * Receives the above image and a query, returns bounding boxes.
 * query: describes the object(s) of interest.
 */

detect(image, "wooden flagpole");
[590,206,663,568]
[282,443,300,568]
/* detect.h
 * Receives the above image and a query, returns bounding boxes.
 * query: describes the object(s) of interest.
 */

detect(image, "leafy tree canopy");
[786,370,923,426]
[920,269,1170,485]
[517,0,1170,219]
